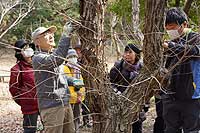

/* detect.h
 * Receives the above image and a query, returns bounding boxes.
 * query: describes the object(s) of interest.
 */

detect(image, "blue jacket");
[164,31,200,100]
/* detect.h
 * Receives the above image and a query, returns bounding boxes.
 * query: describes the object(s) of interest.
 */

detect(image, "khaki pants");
[40,104,75,133]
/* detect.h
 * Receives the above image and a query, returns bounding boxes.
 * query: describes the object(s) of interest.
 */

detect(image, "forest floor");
[0,48,156,133]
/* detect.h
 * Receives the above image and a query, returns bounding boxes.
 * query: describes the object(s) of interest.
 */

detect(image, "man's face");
[165,22,187,36]
[36,30,55,51]
[123,50,136,64]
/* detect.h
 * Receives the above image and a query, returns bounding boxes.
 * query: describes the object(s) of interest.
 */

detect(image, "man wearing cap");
[31,23,75,133]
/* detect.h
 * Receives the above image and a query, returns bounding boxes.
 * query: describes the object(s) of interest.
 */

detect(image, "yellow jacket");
[63,65,85,104]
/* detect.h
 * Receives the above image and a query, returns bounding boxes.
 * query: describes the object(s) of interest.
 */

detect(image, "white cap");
[32,26,57,41]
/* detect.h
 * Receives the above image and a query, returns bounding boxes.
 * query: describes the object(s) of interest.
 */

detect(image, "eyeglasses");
[37,31,54,39]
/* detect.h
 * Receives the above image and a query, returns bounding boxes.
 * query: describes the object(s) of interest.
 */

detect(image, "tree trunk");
[175,0,180,7]
[78,0,109,132]
[142,0,166,100]
[183,0,194,15]
[78,0,166,132]
[132,0,144,43]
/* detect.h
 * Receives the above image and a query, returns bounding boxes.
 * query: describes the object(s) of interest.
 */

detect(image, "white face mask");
[166,29,181,40]
[22,48,34,57]
[166,25,183,40]
[68,57,78,64]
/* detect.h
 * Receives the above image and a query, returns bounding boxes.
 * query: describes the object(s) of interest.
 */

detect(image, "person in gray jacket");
[32,22,75,133]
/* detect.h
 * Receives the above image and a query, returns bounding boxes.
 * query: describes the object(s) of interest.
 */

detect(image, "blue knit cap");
[66,48,78,58]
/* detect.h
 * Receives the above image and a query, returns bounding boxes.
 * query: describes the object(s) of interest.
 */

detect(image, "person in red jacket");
[9,39,39,133]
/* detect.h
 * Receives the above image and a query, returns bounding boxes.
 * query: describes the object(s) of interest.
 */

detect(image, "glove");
[74,86,81,91]
[73,79,84,91]
[62,21,74,37]
[139,111,146,122]
[73,79,84,86]
[143,104,150,112]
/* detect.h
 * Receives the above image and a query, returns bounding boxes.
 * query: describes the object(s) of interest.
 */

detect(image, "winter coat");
[32,36,71,110]
[109,59,142,93]
[60,63,85,104]
[9,61,38,114]
[163,31,200,100]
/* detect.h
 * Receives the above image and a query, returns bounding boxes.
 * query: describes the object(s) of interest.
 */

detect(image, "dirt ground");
[0,48,156,133]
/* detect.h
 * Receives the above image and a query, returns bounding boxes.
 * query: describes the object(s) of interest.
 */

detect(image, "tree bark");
[142,0,166,101]
[175,0,180,7]
[183,0,194,15]
[78,0,166,132]
[132,0,144,43]
[78,0,109,132]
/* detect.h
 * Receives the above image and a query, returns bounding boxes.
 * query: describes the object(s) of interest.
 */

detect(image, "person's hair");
[15,52,24,61]
[165,7,188,25]
[134,54,140,63]
[14,40,35,61]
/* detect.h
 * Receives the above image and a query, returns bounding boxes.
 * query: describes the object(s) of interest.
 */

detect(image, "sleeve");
[168,33,200,56]
[110,65,120,84]
[67,77,75,86]
[9,67,21,105]
[32,36,71,70]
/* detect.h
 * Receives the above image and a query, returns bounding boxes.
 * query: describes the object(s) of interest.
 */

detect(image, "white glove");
[63,21,73,36]
[73,79,84,86]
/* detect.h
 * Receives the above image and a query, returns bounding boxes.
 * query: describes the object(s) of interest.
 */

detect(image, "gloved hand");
[73,79,84,91]
[73,79,84,86]
[143,104,150,112]
[74,86,81,91]
[62,21,74,37]
[139,110,146,122]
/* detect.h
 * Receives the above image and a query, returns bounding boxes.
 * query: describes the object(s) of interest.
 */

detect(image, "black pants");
[23,112,38,133]
[154,97,165,133]
[163,98,200,133]
[82,100,90,126]
[132,120,142,133]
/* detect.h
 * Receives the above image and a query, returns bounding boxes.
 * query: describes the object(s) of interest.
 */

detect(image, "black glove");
[139,111,146,122]
[74,86,81,92]
[143,103,150,112]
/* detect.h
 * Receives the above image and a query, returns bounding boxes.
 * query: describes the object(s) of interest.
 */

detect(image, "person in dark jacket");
[110,43,148,133]
[162,7,200,133]
[9,39,39,133]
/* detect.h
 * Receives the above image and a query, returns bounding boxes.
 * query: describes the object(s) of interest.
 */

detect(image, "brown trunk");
[183,0,194,15]
[78,0,166,132]
[78,0,108,132]
[142,0,166,101]
[175,0,180,7]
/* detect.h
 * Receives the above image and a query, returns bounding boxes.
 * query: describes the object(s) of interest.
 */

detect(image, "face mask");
[68,57,78,64]
[166,29,181,40]
[166,25,183,40]
[22,48,34,57]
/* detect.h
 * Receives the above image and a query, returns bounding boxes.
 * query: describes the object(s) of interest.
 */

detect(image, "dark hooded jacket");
[163,31,200,100]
